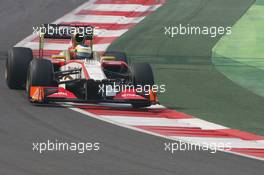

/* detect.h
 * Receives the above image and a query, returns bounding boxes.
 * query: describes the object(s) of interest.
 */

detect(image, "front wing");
[29,86,158,106]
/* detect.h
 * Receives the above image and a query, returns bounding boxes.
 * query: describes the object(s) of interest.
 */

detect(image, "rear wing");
[38,24,94,57]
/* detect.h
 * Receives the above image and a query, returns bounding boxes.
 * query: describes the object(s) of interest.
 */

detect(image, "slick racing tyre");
[130,63,154,108]
[27,58,55,87]
[103,51,128,64]
[5,47,33,89]
[131,62,154,87]
[26,59,56,100]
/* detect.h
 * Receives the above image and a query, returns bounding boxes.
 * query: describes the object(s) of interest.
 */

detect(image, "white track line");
[99,116,228,130]
[82,4,162,12]
[59,14,145,24]
[22,42,109,52]
[174,136,264,149]
[70,107,264,161]
[94,29,128,37]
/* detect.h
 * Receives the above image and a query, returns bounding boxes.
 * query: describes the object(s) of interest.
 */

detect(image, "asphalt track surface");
[0,0,263,175]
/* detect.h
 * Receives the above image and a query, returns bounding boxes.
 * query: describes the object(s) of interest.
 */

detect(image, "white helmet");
[75,44,92,59]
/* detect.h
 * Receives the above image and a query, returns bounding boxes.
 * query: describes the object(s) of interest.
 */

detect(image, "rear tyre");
[26,59,55,101]
[130,63,154,108]
[103,51,128,64]
[5,47,33,89]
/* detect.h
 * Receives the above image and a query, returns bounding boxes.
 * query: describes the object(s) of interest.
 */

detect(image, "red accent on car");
[101,60,129,71]
[46,87,77,99]
[114,89,146,100]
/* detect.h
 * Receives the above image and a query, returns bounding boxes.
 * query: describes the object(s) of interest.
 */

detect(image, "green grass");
[212,0,264,97]
[108,0,264,135]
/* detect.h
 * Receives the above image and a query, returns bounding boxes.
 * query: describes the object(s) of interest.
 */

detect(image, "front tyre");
[130,63,154,108]
[26,59,55,102]
[130,62,154,87]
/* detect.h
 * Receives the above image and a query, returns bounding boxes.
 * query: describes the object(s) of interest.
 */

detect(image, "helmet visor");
[76,52,92,59]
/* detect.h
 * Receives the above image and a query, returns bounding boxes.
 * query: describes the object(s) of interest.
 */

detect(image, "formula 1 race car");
[5,24,158,108]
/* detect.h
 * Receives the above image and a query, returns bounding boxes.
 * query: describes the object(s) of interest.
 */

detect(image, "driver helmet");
[75,44,92,59]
